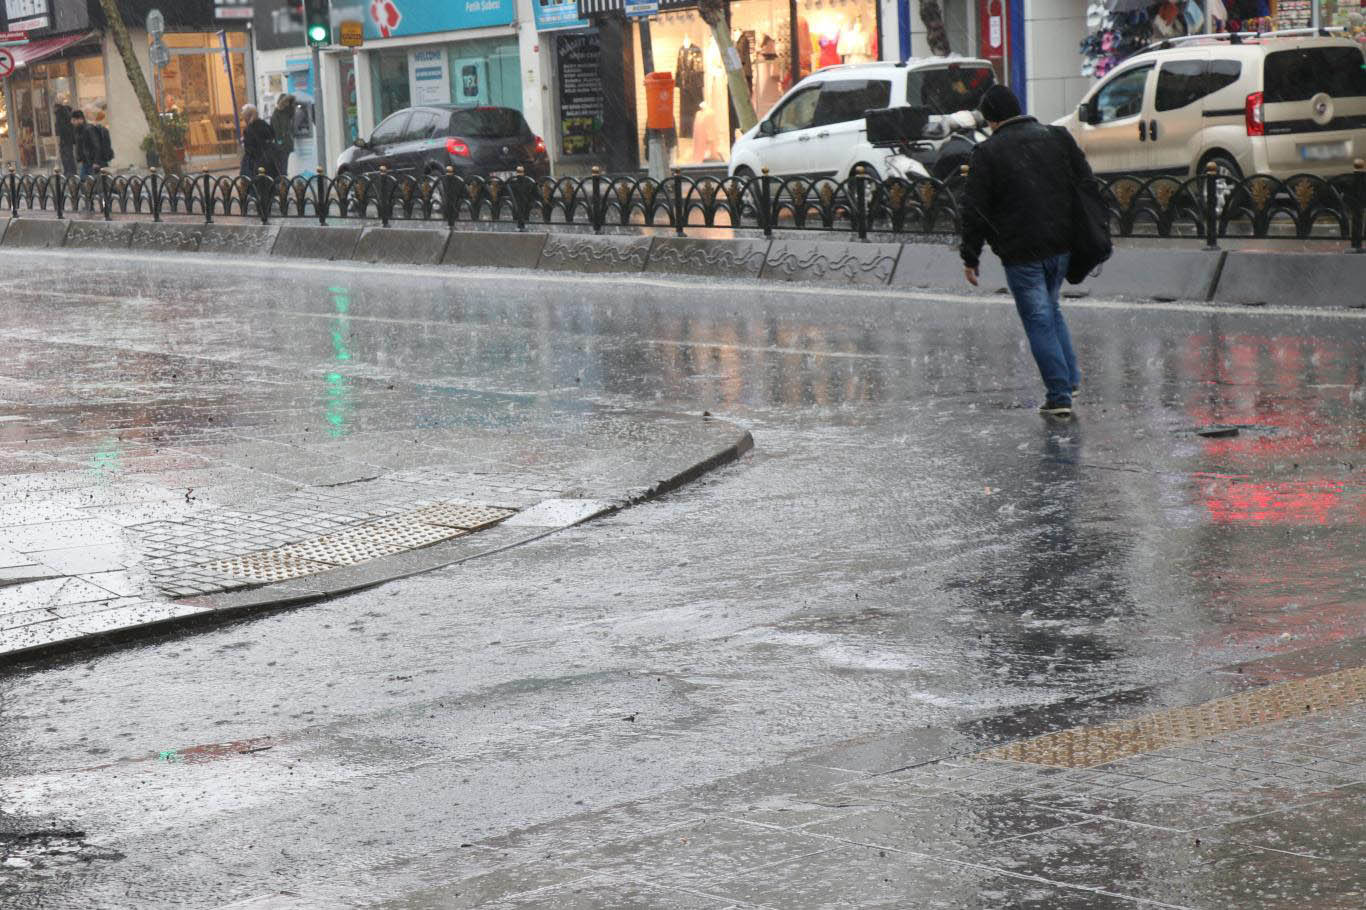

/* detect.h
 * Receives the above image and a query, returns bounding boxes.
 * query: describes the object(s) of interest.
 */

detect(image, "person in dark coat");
[70,109,101,179]
[269,93,296,178]
[54,93,77,176]
[960,85,1094,417]
[239,104,278,179]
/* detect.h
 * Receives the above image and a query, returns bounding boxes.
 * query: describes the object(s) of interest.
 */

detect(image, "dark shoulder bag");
[1051,126,1112,285]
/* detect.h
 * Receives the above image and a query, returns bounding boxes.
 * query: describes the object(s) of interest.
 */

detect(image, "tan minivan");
[1056,33,1366,182]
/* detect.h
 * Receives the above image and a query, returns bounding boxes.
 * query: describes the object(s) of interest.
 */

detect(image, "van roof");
[1134,29,1363,58]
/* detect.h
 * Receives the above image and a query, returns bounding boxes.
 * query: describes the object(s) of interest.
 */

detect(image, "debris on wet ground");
[1197,425,1241,438]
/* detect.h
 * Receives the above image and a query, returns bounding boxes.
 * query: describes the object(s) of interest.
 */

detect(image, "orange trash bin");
[644,72,675,131]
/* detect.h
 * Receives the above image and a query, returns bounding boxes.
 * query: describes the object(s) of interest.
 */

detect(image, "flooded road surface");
[0,250,1362,907]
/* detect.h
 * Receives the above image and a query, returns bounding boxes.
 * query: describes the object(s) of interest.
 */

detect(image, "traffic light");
[304,0,330,46]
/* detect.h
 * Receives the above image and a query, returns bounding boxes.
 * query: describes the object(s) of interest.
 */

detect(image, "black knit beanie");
[978,84,1022,123]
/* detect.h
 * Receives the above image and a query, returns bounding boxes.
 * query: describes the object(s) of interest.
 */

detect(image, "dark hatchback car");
[336,105,549,179]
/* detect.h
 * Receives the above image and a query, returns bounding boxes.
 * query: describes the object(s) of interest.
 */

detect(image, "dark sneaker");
[1040,399,1073,417]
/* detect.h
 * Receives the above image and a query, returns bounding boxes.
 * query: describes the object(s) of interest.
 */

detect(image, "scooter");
[868,107,988,183]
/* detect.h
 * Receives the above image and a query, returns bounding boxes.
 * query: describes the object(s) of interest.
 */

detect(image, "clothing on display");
[675,39,705,139]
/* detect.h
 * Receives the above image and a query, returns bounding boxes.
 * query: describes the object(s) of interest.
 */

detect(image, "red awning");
[12,32,98,68]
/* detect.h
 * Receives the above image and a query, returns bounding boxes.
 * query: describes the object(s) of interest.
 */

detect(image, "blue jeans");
[1004,253,1080,404]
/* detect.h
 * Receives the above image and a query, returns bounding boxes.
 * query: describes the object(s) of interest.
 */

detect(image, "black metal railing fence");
[3,161,1363,251]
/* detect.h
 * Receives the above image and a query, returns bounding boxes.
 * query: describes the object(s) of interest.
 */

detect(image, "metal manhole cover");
[412,503,516,531]
[202,551,333,584]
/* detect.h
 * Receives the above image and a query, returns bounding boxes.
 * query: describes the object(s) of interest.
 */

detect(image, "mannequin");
[754,34,784,116]
[675,34,705,139]
[691,99,718,162]
[839,17,874,64]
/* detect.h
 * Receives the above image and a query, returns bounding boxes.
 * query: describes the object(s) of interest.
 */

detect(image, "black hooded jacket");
[959,116,1094,270]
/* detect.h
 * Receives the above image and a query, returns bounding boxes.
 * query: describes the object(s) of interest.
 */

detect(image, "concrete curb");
[0,420,753,671]
[4,217,1363,308]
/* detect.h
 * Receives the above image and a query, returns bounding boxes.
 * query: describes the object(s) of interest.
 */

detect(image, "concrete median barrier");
[131,222,204,252]
[647,237,771,278]
[62,220,135,250]
[1213,250,1366,308]
[891,243,1008,294]
[198,223,280,258]
[353,225,451,265]
[1,218,71,248]
[762,239,901,285]
[1086,249,1225,302]
[272,224,363,261]
[537,234,653,273]
[443,230,546,269]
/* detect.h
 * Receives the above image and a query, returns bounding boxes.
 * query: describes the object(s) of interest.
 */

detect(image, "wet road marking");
[10,248,1366,322]
[980,665,1366,769]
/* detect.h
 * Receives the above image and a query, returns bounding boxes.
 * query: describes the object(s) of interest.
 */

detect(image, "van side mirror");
[759,120,776,137]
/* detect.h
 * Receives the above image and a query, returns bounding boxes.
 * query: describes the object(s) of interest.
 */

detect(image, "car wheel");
[849,162,880,182]
[732,165,756,182]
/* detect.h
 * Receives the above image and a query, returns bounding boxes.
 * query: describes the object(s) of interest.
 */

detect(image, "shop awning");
[11,31,99,69]
[576,0,697,17]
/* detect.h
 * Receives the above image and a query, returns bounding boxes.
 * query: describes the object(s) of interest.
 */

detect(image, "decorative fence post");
[672,167,685,236]
[53,169,65,220]
[512,166,529,232]
[255,168,273,224]
[1203,161,1219,250]
[316,171,329,226]
[1351,158,1364,254]
[853,165,868,242]
[442,166,457,229]
[100,168,113,221]
[5,165,16,218]
[758,167,773,239]
[202,172,215,224]
[147,167,161,222]
[590,166,605,234]
[378,164,391,228]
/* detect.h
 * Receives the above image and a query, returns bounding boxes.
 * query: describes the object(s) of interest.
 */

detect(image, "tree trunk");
[96,0,179,173]
[919,0,953,57]
[698,0,757,133]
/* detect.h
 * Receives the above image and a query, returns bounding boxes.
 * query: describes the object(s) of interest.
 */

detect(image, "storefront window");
[371,38,522,123]
[6,55,105,170]
[632,0,877,168]
[152,31,250,162]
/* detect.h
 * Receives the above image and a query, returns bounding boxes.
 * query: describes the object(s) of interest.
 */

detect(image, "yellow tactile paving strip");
[980,666,1366,769]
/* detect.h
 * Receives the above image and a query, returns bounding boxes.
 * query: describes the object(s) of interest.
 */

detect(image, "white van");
[1057,33,1366,181]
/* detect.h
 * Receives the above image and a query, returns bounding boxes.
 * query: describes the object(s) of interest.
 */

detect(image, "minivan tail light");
[446,137,471,158]
[533,135,547,155]
[1245,92,1265,136]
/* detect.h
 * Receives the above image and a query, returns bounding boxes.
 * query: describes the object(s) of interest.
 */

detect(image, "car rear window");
[1263,47,1366,102]
[812,80,892,127]
[447,108,527,138]
[906,65,996,113]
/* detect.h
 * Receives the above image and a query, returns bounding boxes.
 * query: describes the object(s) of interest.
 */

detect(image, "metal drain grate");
[274,520,466,567]
[412,503,516,531]
[980,666,1366,769]
[202,551,335,584]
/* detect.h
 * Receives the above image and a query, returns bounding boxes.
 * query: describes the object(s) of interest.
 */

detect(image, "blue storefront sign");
[534,0,587,31]
[364,0,515,40]
[623,0,659,17]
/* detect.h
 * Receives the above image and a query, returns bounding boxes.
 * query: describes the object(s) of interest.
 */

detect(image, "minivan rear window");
[448,108,527,138]
[812,80,892,127]
[1263,47,1366,102]
[907,65,996,113]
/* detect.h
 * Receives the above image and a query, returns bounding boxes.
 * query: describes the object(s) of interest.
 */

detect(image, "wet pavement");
[0,248,1363,907]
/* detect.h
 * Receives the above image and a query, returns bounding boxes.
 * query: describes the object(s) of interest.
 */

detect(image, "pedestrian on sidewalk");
[239,104,278,180]
[91,104,115,172]
[70,110,101,180]
[960,84,1092,418]
[270,94,297,179]
[54,93,77,176]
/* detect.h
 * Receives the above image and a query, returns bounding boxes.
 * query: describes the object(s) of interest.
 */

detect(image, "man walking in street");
[54,93,77,177]
[961,85,1091,418]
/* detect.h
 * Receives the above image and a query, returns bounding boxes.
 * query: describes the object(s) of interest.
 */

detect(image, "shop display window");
[6,55,105,170]
[371,39,522,123]
[152,32,249,162]
[631,0,877,168]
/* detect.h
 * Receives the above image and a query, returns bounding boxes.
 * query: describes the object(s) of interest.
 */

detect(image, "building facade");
[1,0,253,173]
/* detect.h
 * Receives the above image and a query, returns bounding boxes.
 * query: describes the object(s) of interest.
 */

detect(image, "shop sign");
[3,0,45,25]
[409,47,450,105]
[623,0,658,17]
[364,0,514,41]
[214,6,255,21]
[0,30,28,45]
[555,31,605,157]
[339,19,364,47]
[533,0,587,32]
[5,15,46,31]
